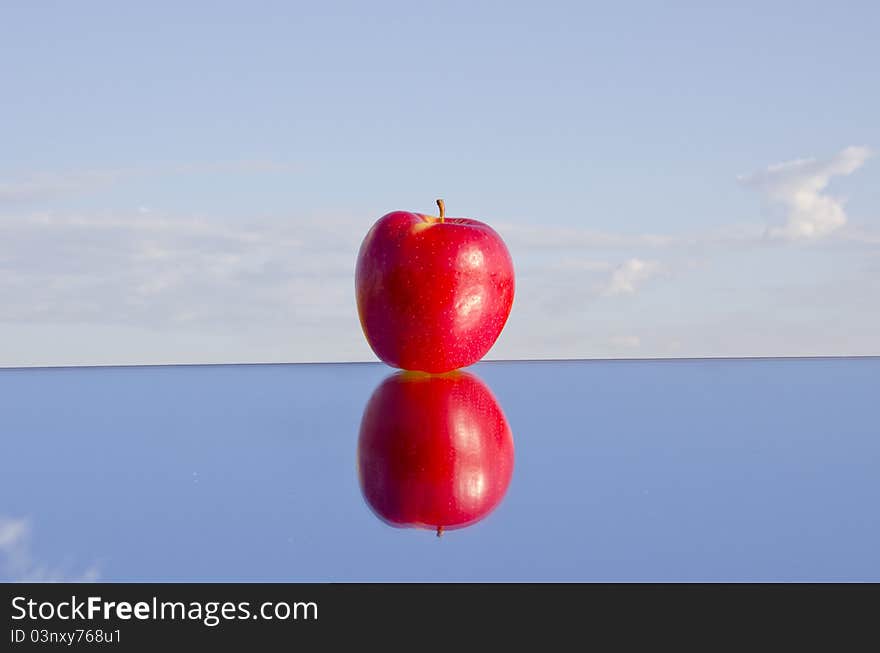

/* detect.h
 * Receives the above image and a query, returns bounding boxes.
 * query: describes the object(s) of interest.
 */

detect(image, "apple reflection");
[357,371,514,535]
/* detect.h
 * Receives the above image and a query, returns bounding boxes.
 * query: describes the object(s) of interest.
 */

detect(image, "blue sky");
[1,1,878,365]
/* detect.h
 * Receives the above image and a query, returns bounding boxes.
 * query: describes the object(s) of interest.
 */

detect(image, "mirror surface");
[1,358,877,581]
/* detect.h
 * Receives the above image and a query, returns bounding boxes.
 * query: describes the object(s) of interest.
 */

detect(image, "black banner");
[2,583,877,649]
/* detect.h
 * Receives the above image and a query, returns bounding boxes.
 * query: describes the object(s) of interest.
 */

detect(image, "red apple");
[355,199,515,373]
[357,371,514,534]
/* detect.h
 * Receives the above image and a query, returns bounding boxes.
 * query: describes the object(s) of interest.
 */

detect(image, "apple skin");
[357,371,514,533]
[355,207,514,373]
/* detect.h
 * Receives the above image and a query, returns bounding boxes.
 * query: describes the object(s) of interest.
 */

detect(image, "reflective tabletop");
[1,358,878,582]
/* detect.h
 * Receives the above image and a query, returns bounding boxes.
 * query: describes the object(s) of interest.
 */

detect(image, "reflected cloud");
[356,371,514,536]
[0,516,99,582]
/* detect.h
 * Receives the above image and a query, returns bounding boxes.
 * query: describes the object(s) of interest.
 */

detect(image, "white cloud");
[739,145,873,241]
[0,518,28,549]
[0,160,300,204]
[601,258,663,296]
[0,206,681,364]
[0,170,122,203]
[498,222,674,250]
[609,335,641,349]
[0,210,359,329]
[549,258,613,272]
[0,516,99,582]
[1,142,877,366]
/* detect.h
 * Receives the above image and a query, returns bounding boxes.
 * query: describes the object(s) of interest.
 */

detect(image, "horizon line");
[1,354,878,372]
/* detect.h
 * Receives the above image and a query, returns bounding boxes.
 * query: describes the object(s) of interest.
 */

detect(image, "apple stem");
[436,198,445,223]
[436,525,444,538]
